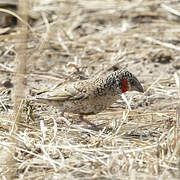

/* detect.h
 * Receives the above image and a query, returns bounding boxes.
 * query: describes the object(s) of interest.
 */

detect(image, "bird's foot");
[79,115,103,131]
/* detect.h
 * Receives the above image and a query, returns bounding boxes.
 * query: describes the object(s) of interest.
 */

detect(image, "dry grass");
[0,0,180,179]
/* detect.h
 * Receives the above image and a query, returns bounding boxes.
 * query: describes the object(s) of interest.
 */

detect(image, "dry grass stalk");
[12,0,28,130]
[174,72,180,177]
[0,1,30,178]
[0,1,30,179]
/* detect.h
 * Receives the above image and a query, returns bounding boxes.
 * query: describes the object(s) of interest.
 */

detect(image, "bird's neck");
[103,75,124,95]
[121,79,128,93]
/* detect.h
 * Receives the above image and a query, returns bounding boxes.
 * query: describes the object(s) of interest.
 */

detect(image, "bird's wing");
[36,81,89,101]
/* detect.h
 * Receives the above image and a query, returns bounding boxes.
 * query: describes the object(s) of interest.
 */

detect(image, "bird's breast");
[63,94,120,115]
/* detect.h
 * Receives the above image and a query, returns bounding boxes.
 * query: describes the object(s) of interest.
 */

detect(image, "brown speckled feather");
[36,69,144,115]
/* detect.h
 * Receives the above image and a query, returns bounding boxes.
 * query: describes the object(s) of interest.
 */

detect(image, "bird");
[35,69,144,130]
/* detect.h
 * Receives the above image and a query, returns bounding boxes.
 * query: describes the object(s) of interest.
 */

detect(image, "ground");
[0,0,180,179]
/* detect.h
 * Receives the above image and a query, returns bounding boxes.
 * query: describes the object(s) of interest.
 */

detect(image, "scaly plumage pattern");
[36,69,144,115]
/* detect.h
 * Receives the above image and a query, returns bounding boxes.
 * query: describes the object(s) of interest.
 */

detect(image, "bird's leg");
[79,115,101,131]
[59,110,71,126]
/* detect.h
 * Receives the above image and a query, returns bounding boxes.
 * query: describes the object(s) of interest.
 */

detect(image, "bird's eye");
[131,79,135,85]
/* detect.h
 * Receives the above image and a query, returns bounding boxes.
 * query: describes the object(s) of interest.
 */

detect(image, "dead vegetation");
[0,0,180,179]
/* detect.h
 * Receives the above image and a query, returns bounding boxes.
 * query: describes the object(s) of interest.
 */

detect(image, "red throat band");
[121,79,128,93]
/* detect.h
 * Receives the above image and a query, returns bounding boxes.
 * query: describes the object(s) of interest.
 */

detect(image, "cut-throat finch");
[35,69,144,130]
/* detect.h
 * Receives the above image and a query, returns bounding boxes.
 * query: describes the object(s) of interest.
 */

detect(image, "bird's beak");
[137,83,144,93]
